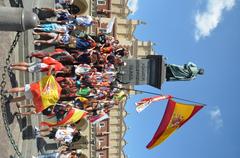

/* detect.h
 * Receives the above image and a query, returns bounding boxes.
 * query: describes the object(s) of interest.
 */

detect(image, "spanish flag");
[40,108,87,127]
[30,75,62,113]
[146,99,203,149]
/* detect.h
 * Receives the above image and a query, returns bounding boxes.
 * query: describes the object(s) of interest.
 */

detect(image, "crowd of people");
[6,1,129,157]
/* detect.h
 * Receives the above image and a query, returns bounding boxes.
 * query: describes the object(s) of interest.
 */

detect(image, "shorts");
[24,84,33,100]
[36,152,59,158]
[28,62,48,73]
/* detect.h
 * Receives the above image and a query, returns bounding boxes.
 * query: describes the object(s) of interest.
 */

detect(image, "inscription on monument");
[121,59,149,85]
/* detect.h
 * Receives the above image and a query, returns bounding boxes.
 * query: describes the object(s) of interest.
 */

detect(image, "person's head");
[66,105,72,111]
[112,40,119,45]
[124,50,129,56]
[90,20,99,26]
[72,131,81,142]
[69,5,80,15]
[198,68,204,75]
[90,88,97,94]
[114,100,120,105]
[66,0,74,5]
[74,119,81,126]
[74,99,84,109]
[62,67,71,74]
[67,24,76,31]
[42,105,54,116]
[70,150,78,158]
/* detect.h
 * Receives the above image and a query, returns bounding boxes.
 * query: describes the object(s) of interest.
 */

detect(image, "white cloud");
[127,0,139,14]
[209,106,223,130]
[195,0,236,40]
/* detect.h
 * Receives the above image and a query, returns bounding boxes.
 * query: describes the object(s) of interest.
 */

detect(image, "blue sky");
[124,0,240,158]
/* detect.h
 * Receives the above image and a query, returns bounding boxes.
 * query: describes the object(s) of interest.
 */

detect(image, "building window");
[98,138,104,146]
[98,28,107,34]
[98,122,105,128]
[98,152,105,158]
[97,0,106,5]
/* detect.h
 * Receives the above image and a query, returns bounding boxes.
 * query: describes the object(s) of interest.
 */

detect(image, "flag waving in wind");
[40,108,87,127]
[135,95,172,113]
[30,75,62,113]
[146,99,203,149]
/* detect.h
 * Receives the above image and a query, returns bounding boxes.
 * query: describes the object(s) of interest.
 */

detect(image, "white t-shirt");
[75,16,93,26]
[55,127,74,143]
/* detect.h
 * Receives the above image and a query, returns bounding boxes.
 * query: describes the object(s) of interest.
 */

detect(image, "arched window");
[97,0,106,5]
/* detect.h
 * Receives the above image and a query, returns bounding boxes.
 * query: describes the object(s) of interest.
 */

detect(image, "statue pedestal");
[121,55,166,89]
[147,55,166,89]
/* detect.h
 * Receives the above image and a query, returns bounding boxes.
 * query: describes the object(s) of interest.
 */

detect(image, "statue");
[166,62,204,81]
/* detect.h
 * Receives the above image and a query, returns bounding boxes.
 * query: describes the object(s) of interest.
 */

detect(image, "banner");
[136,95,172,113]
[106,17,116,34]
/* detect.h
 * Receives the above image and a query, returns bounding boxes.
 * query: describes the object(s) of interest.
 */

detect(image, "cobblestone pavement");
[0,30,20,158]
[0,0,51,157]
[0,1,20,156]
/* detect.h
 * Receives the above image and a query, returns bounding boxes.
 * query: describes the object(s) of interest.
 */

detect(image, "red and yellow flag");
[40,108,87,127]
[30,75,62,113]
[146,99,203,149]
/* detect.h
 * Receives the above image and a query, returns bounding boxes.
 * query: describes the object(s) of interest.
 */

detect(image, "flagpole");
[171,97,207,106]
[115,87,161,96]
[112,86,207,106]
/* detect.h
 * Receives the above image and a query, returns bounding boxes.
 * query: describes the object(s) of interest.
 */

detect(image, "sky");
[124,0,240,158]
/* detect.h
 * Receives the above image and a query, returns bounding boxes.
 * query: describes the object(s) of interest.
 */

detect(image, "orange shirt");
[41,57,65,71]
[100,46,113,54]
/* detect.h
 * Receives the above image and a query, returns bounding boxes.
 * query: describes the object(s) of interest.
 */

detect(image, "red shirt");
[41,57,65,72]
[100,46,113,54]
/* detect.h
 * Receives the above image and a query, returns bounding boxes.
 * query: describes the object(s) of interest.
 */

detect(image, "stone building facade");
[70,0,156,158]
